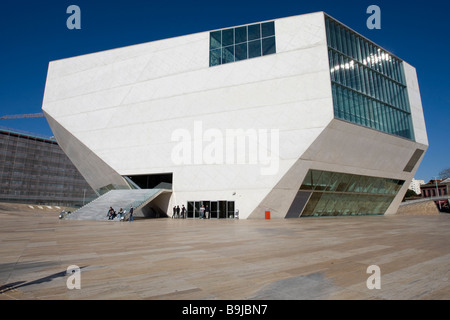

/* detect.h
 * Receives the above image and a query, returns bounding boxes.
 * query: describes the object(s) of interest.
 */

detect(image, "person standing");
[129,205,134,222]
[200,204,205,219]
[176,205,180,219]
[181,204,186,219]
[205,204,210,219]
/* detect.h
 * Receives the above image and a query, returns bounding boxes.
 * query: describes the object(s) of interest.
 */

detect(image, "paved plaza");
[0,206,449,300]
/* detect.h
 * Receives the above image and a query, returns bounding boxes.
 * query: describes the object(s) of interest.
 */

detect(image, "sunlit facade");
[42,12,428,219]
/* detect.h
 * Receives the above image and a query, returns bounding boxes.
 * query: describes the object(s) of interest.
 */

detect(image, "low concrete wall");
[397,200,440,216]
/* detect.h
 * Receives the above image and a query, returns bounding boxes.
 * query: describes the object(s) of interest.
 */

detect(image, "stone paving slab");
[0,209,449,300]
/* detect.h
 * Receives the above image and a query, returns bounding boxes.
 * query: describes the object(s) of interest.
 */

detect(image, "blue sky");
[0,0,448,181]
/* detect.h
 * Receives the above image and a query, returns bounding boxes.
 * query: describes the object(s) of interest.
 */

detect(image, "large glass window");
[325,16,414,141]
[299,169,404,217]
[209,21,276,67]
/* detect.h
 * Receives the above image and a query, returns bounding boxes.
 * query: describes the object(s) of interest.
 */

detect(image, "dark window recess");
[262,36,276,56]
[222,28,234,46]
[248,40,261,58]
[235,43,248,61]
[126,173,173,189]
[262,21,275,38]
[248,24,261,41]
[235,26,247,43]
[403,149,425,172]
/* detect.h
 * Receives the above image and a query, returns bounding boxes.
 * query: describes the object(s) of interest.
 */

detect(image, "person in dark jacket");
[128,205,134,222]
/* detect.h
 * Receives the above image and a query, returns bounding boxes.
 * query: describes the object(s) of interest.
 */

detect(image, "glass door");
[210,201,218,219]
[187,201,194,218]
[186,201,235,219]
[218,201,227,219]
[203,201,211,219]
[194,201,200,218]
[227,201,235,218]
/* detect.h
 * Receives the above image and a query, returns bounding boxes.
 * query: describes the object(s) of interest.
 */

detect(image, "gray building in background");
[0,127,96,206]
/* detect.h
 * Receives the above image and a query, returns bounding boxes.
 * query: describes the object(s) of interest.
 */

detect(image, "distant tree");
[439,168,450,179]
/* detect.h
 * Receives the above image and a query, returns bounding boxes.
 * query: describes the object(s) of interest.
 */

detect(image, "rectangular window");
[248,24,261,41]
[261,21,275,37]
[210,49,221,67]
[222,28,234,47]
[209,21,276,67]
[235,26,247,44]
[262,36,276,56]
[222,45,234,64]
[248,39,262,59]
[210,31,221,50]
[235,43,247,61]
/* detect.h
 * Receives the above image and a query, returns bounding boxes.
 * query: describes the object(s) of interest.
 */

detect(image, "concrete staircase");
[67,189,170,221]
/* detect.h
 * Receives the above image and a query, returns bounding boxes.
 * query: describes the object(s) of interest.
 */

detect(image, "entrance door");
[203,201,211,219]
[218,201,227,219]
[227,201,235,218]
[210,201,218,219]
[186,201,235,219]
[187,201,194,218]
[194,201,200,218]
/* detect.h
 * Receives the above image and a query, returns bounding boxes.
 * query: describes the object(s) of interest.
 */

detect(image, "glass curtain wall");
[325,15,415,140]
[299,169,404,217]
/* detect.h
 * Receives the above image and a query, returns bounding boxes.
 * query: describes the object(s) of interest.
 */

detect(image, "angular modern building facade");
[42,12,428,219]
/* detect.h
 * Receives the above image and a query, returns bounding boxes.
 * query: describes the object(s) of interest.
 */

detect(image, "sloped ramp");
[67,189,171,221]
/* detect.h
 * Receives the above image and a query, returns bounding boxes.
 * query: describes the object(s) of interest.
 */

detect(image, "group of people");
[107,205,134,221]
[172,204,186,219]
[199,204,210,219]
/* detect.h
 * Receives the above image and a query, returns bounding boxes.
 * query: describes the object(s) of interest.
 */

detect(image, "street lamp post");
[433,177,441,210]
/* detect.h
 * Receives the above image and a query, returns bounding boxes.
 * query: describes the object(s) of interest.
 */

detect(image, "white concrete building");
[42,12,428,219]
[408,178,425,195]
